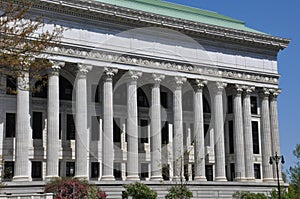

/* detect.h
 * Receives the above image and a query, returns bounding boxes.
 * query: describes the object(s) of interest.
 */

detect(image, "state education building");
[0,0,290,198]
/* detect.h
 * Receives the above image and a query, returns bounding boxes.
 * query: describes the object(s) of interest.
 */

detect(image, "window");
[114,84,126,105]
[190,123,194,144]
[137,88,149,107]
[254,164,261,179]
[204,124,209,138]
[250,96,258,114]
[31,161,42,179]
[6,113,15,138]
[184,164,189,181]
[162,164,170,181]
[252,121,259,154]
[66,162,75,177]
[32,112,43,139]
[59,114,62,139]
[203,97,211,113]
[113,163,122,180]
[32,77,48,98]
[113,118,121,143]
[91,162,99,179]
[6,76,16,95]
[228,120,234,154]
[91,116,100,141]
[59,76,73,101]
[140,120,148,143]
[91,84,100,102]
[227,95,233,114]
[161,92,168,108]
[140,163,149,180]
[230,163,235,181]
[67,114,75,140]
[161,122,169,144]
[205,165,213,181]
[4,161,14,180]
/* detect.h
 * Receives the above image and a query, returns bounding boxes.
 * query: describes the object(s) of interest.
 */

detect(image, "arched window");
[59,76,73,101]
[203,97,211,113]
[32,76,48,98]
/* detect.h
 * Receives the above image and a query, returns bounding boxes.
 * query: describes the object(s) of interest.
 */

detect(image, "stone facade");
[0,0,289,198]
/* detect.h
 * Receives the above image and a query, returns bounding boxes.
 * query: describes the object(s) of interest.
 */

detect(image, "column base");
[101,175,115,181]
[13,176,31,182]
[215,176,227,182]
[172,176,185,182]
[246,177,256,182]
[234,177,248,182]
[126,175,140,181]
[194,176,207,181]
[45,175,60,181]
[75,175,89,180]
[150,175,163,181]
[263,178,275,183]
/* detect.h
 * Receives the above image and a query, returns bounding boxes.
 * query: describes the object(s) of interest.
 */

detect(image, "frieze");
[47,46,280,85]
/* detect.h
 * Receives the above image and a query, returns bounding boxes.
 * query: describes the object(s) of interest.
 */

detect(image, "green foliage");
[269,187,297,199]
[288,144,300,198]
[165,185,193,199]
[44,177,106,199]
[232,191,268,199]
[122,182,157,199]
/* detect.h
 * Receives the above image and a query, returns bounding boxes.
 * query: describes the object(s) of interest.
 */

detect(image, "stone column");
[173,76,186,180]
[193,79,207,181]
[233,85,246,181]
[13,71,31,181]
[242,86,255,181]
[150,74,165,181]
[213,82,227,182]
[126,71,142,181]
[46,61,64,179]
[270,89,282,181]
[75,64,91,179]
[102,67,118,181]
[260,88,274,182]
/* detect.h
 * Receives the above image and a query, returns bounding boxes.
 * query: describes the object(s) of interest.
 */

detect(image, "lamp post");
[269,152,285,199]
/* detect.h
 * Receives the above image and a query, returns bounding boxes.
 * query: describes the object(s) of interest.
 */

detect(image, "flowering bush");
[44,177,106,199]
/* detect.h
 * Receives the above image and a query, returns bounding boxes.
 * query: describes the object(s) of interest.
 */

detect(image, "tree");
[288,144,300,198]
[0,0,63,91]
[122,182,157,199]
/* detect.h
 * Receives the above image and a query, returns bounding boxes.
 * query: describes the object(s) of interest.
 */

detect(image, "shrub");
[269,187,297,199]
[122,182,157,199]
[232,191,268,199]
[165,185,193,199]
[44,177,106,199]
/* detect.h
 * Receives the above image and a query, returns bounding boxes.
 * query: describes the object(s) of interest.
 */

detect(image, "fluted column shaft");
[150,74,165,180]
[126,71,142,181]
[233,85,246,181]
[260,88,273,182]
[243,87,255,181]
[270,90,282,181]
[213,82,227,181]
[46,62,64,179]
[193,80,207,181]
[102,68,118,181]
[13,71,31,181]
[173,76,186,180]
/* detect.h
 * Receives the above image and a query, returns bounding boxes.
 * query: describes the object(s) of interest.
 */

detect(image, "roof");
[94,0,264,34]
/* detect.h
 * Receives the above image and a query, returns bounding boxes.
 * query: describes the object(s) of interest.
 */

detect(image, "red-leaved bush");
[44,177,106,199]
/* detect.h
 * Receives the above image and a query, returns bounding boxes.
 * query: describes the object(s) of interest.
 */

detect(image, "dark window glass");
[161,122,169,144]
[137,88,149,107]
[6,76,16,95]
[66,162,75,177]
[205,165,213,181]
[161,92,168,108]
[184,164,189,181]
[59,114,61,139]
[228,120,234,154]
[125,119,127,142]
[6,113,15,138]
[204,124,209,138]
[183,123,187,145]
[4,161,14,180]
[140,120,148,143]
[67,114,75,140]
[227,95,233,114]
[254,164,261,179]
[203,97,211,113]
[91,84,100,103]
[250,96,258,114]
[113,118,121,143]
[32,112,43,139]
[32,77,48,98]
[113,163,122,180]
[91,162,99,179]
[162,164,170,181]
[31,161,42,179]
[190,123,194,145]
[192,164,195,180]
[92,116,100,141]
[140,163,149,180]
[59,76,73,101]
[252,121,259,154]
[230,163,235,181]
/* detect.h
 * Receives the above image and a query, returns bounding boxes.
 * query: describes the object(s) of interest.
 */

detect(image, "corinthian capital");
[270,88,282,99]
[128,70,142,81]
[242,85,255,94]
[152,73,165,84]
[77,64,92,76]
[104,67,118,79]
[49,60,64,76]
[193,79,207,91]
[174,76,187,88]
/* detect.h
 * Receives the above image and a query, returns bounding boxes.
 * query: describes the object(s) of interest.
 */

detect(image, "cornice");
[47,46,280,85]
[36,0,290,51]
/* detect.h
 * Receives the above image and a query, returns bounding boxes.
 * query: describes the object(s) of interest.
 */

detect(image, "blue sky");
[166,0,300,174]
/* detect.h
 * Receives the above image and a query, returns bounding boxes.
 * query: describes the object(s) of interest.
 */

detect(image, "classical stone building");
[0,0,290,198]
